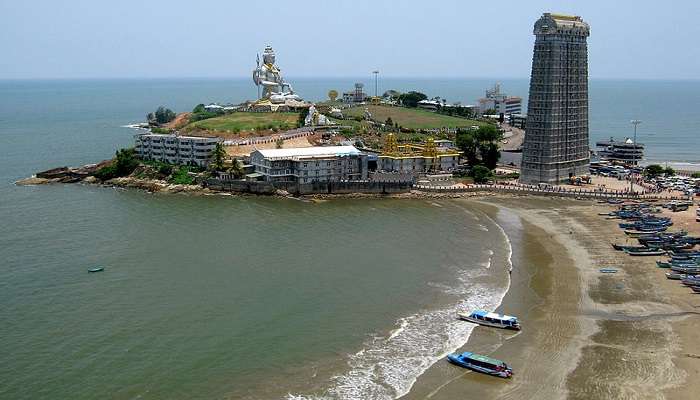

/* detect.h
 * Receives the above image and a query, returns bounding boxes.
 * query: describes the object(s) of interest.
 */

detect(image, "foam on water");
[287,215,514,400]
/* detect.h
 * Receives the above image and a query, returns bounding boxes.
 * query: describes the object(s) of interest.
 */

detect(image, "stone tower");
[520,13,590,184]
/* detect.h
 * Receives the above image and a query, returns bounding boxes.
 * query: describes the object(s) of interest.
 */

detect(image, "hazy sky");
[1,0,699,80]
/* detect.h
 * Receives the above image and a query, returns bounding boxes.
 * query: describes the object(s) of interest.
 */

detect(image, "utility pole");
[372,70,379,98]
[630,119,642,193]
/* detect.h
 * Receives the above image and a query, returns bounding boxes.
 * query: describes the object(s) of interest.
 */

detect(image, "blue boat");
[447,352,513,378]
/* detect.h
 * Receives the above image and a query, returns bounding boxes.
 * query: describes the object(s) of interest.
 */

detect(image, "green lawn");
[343,105,489,130]
[185,112,299,133]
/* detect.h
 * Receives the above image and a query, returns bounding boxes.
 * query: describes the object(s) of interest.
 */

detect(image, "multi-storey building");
[134,133,222,167]
[520,13,591,184]
[595,138,645,165]
[477,83,522,116]
[249,146,368,183]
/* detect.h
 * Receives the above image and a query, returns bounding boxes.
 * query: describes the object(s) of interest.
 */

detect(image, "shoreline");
[404,197,700,400]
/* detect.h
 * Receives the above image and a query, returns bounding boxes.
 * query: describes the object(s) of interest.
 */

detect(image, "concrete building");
[520,13,591,184]
[477,83,522,116]
[417,100,441,111]
[508,114,527,129]
[134,133,222,167]
[595,137,644,165]
[342,83,367,104]
[249,146,368,183]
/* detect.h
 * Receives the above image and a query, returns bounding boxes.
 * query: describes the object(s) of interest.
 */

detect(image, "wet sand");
[405,196,700,400]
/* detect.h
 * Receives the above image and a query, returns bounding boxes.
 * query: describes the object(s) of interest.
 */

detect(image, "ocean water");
[0,78,695,399]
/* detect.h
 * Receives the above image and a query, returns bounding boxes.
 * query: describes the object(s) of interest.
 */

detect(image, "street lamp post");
[372,70,379,98]
[630,119,642,193]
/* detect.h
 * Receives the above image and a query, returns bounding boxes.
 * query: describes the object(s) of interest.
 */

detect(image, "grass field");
[342,105,489,130]
[185,112,299,133]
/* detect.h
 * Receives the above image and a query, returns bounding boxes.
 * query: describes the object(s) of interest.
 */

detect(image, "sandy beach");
[404,196,700,400]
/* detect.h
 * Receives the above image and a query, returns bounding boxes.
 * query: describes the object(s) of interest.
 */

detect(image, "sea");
[0,78,697,400]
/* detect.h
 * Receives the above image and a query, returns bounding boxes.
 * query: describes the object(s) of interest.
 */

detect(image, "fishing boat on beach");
[457,310,521,330]
[612,244,651,252]
[665,272,686,280]
[447,352,513,378]
[625,248,666,256]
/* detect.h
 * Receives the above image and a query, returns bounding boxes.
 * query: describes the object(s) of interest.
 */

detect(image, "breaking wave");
[287,214,514,400]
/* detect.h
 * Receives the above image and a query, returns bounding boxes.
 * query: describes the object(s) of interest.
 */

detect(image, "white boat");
[458,310,521,330]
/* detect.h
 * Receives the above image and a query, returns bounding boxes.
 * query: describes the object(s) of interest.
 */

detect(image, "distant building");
[204,104,225,112]
[342,83,367,104]
[477,83,522,116]
[249,146,368,183]
[434,139,455,149]
[595,137,644,165]
[417,100,441,111]
[135,133,222,167]
[509,114,527,129]
[520,13,591,184]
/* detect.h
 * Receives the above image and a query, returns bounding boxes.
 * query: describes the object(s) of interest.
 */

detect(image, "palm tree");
[228,158,244,178]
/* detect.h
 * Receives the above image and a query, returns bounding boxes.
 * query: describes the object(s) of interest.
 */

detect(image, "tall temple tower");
[520,13,590,184]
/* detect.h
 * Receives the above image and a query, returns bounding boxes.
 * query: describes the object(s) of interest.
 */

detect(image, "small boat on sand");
[458,310,521,330]
[666,272,686,280]
[447,352,513,378]
[612,244,650,252]
[625,249,666,256]
[599,268,618,273]
[88,267,104,273]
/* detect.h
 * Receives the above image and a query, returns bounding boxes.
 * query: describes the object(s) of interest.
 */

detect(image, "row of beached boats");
[607,201,700,294]
[445,310,520,378]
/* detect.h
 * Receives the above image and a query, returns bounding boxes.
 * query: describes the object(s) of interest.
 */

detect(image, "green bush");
[644,164,665,178]
[168,167,194,185]
[95,148,139,181]
[158,163,173,176]
[95,164,118,181]
[470,165,493,184]
[691,172,700,179]
[150,127,171,134]
[190,111,219,122]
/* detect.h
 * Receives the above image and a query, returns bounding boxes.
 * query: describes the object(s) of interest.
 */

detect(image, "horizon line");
[2,76,700,82]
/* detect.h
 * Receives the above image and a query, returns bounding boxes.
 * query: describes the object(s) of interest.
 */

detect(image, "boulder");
[15,177,50,185]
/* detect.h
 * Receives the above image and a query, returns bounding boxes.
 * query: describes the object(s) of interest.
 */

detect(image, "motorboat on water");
[447,352,513,378]
[88,267,104,273]
[457,310,521,330]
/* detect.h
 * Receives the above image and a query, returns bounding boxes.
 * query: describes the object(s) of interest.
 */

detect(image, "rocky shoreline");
[15,161,215,195]
[16,162,506,201]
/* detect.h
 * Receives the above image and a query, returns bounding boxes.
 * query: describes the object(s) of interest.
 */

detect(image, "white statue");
[304,104,333,126]
[252,46,301,104]
[363,107,372,121]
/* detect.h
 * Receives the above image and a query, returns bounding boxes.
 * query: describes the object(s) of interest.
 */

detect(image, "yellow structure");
[379,134,461,173]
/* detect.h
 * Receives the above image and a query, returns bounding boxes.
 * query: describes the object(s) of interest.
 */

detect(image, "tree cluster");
[95,148,140,181]
[437,105,476,119]
[456,125,503,170]
[398,91,428,108]
[147,106,176,125]
[644,164,675,178]
[189,104,219,122]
